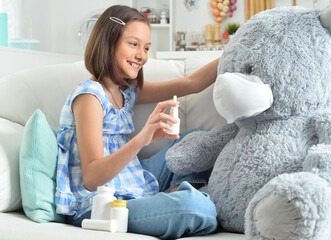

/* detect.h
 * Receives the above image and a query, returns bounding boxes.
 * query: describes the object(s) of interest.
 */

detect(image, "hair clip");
[109,17,125,26]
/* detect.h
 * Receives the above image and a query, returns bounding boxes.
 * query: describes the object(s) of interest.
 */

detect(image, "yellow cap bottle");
[109,200,129,233]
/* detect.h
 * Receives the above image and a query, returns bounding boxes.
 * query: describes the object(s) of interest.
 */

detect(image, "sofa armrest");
[0,118,24,212]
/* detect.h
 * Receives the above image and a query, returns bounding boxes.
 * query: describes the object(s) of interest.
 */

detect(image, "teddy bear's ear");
[319,6,331,34]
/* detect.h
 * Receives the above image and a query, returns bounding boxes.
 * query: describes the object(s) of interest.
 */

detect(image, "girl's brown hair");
[84,5,149,89]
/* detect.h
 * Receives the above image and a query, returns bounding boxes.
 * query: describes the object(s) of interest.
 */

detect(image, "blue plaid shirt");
[55,80,159,219]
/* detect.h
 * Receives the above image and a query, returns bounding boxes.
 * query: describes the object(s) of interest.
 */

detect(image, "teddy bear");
[166,6,331,240]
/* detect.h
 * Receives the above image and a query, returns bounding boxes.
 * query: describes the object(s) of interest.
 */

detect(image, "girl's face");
[115,21,151,80]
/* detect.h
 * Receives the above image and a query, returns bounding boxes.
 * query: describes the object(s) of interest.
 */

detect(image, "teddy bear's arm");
[165,123,239,175]
[303,113,331,183]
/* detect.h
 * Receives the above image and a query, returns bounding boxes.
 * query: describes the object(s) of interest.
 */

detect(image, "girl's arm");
[137,57,219,104]
[72,94,178,191]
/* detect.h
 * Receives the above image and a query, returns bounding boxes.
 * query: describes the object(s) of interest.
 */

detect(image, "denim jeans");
[66,130,217,239]
[127,181,217,239]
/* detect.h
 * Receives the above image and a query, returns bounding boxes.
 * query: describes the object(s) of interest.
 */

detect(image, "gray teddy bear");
[166,6,331,240]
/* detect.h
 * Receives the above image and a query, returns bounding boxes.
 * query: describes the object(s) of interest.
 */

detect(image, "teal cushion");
[19,109,64,223]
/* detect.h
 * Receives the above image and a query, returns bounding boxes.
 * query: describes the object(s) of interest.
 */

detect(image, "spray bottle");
[167,95,180,135]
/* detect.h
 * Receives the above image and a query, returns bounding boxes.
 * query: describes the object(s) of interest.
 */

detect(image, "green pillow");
[19,109,64,223]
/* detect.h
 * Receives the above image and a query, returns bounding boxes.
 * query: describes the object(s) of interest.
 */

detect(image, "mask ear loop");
[109,17,125,26]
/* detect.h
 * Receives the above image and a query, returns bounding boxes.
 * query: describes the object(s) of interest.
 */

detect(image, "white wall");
[29,0,131,55]
[2,0,330,56]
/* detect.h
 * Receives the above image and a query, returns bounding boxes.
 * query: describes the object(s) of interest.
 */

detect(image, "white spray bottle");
[167,95,180,135]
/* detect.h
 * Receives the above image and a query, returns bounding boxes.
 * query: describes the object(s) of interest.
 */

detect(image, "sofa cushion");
[0,61,90,130]
[0,118,24,212]
[184,58,226,131]
[19,109,64,223]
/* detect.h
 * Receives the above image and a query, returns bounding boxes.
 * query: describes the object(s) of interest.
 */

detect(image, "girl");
[55,5,220,239]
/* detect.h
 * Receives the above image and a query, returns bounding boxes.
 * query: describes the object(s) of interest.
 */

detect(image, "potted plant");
[226,23,240,36]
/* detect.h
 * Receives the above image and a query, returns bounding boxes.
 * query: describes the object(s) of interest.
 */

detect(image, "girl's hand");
[137,99,180,147]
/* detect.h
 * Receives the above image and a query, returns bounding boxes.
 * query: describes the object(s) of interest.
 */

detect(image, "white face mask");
[213,72,273,124]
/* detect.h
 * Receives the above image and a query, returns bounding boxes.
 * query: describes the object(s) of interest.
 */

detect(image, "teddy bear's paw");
[245,172,331,240]
[253,191,301,240]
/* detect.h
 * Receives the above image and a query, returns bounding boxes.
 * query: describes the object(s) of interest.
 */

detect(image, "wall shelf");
[150,24,171,30]
[155,50,223,60]
[130,0,174,54]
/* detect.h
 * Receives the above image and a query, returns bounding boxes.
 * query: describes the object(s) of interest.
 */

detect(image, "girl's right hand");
[137,99,180,147]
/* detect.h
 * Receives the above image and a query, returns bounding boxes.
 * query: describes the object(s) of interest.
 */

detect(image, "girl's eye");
[246,65,254,74]
[144,47,150,51]
[130,42,137,46]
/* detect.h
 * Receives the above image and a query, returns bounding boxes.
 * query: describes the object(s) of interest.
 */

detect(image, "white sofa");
[0,57,245,240]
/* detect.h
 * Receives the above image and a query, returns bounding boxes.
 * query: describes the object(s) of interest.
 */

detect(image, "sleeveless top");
[55,80,159,219]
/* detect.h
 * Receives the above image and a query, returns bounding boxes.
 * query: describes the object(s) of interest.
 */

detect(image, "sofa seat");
[0,211,245,240]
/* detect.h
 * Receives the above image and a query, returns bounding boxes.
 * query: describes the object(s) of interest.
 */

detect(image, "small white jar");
[91,186,116,220]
